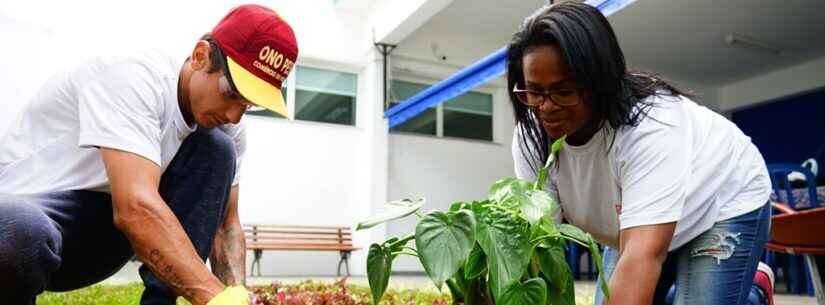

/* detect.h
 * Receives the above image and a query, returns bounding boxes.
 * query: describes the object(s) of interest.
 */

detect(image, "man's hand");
[207,286,251,305]
[101,148,224,305]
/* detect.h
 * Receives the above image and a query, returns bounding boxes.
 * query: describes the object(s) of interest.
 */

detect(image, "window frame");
[247,58,362,128]
[389,76,497,142]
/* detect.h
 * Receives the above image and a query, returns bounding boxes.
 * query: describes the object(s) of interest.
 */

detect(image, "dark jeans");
[595,201,772,305]
[0,128,236,305]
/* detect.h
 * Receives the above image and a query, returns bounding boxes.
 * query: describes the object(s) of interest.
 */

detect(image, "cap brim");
[226,57,292,119]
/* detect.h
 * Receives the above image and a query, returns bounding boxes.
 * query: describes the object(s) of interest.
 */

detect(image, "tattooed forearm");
[211,224,246,286]
[148,249,196,298]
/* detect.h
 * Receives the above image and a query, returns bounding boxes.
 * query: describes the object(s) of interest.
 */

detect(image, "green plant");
[357,136,609,305]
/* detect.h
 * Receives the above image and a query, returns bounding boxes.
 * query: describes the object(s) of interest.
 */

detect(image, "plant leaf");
[536,240,575,305]
[589,239,610,300]
[558,223,591,245]
[357,198,425,230]
[550,273,576,305]
[464,243,487,279]
[449,201,469,212]
[534,168,549,191]
[475,212,532,299]
[366,243,393,305]
[551,135,566,154]
[499,278,548,305]
[489,178,532,205]
[538,217,559,239]
[521,189,556,225]
[415,210,476,289]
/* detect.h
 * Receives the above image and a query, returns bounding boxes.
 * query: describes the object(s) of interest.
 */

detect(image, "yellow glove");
[206,286,251,305]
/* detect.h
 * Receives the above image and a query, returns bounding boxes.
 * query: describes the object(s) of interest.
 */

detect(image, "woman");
[508,3,774,305]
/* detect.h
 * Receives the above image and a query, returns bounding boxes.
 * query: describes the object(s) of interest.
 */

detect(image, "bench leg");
[805,254,825,305]
[251,249,262,277]
[338,251,351,277]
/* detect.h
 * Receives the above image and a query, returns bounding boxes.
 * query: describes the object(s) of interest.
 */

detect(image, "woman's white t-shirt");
[512,94,770,250]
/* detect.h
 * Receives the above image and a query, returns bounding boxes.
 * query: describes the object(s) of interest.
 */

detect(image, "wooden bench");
[242,224,359,276]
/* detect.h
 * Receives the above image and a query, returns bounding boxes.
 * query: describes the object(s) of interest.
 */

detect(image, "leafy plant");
[357,136,609,305]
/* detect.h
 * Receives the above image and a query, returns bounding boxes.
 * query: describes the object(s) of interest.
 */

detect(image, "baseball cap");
[212,4,298,119]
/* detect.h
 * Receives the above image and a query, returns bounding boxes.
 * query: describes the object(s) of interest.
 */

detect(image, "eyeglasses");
[218,74,256,110]
[513,84,581,107]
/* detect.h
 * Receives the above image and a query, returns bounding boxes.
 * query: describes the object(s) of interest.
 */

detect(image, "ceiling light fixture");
[725,33,782,55]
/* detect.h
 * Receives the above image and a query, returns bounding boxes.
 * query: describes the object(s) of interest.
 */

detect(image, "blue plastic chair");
[566,243,594,280]
[766,163,821,295]
[767,163,820,210]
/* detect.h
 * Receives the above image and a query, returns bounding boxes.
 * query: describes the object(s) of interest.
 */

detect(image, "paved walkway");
[105,262,817,305]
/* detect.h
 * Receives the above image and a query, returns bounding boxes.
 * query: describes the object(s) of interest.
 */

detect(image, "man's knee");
[0,199,62,292]
[189,128,237,173]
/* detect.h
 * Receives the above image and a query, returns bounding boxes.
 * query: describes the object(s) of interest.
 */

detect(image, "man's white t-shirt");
[513,94,770,250]
[0,49,245,194]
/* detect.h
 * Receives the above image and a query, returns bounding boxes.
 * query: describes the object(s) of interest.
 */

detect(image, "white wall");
[238,117,365,275]
[718,55,825,112]
[386,123,517,272]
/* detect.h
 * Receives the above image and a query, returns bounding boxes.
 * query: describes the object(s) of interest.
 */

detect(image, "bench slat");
[243,224,352,230]
[243,229,351,236]
[247,243,358,251]
[245,235,352,242]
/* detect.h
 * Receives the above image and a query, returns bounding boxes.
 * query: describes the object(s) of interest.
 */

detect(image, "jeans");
[595,201,771,305]
[0,128,236,305]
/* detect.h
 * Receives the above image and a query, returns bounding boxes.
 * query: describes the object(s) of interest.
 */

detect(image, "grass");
[37,280,595,305]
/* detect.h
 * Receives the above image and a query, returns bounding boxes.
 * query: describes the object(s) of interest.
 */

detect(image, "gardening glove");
[206,286,251,305]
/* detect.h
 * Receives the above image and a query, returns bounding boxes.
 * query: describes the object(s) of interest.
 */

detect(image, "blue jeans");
[595,202,771,305]
[0,128,236,305]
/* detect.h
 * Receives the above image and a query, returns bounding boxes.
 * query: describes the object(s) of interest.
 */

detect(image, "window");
[390,80,493,141]
[247,66,358,126]
[295,67,357,125]
[389,81,436,135]
[443,91,493,141]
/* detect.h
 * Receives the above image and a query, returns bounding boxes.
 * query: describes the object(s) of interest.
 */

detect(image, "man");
[0,4,297,305]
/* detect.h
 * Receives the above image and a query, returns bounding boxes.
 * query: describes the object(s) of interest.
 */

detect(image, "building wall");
[719,55,825,112]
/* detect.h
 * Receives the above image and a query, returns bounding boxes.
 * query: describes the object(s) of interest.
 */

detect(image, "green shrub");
[357,137,608,305]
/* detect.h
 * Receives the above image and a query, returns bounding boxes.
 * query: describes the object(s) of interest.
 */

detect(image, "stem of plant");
[392,251,419,258]
[389,233,416,248]
[485,204,517,216]
[414,211,424,218]
[561,235,589,248]
[530,256,539,278]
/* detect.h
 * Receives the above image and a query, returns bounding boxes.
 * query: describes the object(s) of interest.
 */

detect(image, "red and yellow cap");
[212,4,299,119]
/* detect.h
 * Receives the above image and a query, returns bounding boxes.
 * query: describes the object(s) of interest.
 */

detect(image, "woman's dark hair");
[507,2,692,171]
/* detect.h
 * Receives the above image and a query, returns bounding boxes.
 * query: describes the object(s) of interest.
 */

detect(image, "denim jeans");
[595,202,771,305]
[0,128,236,305]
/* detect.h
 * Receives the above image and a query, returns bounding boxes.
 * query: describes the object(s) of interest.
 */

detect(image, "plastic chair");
[767,163,820,209]
[766,164,821,295]
[765,202,825,304]
[566,243,594,280]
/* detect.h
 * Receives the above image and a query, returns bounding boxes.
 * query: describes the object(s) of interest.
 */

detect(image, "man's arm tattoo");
[210,225,246,286]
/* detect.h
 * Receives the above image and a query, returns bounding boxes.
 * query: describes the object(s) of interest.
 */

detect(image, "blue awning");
[385,0,636,128]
